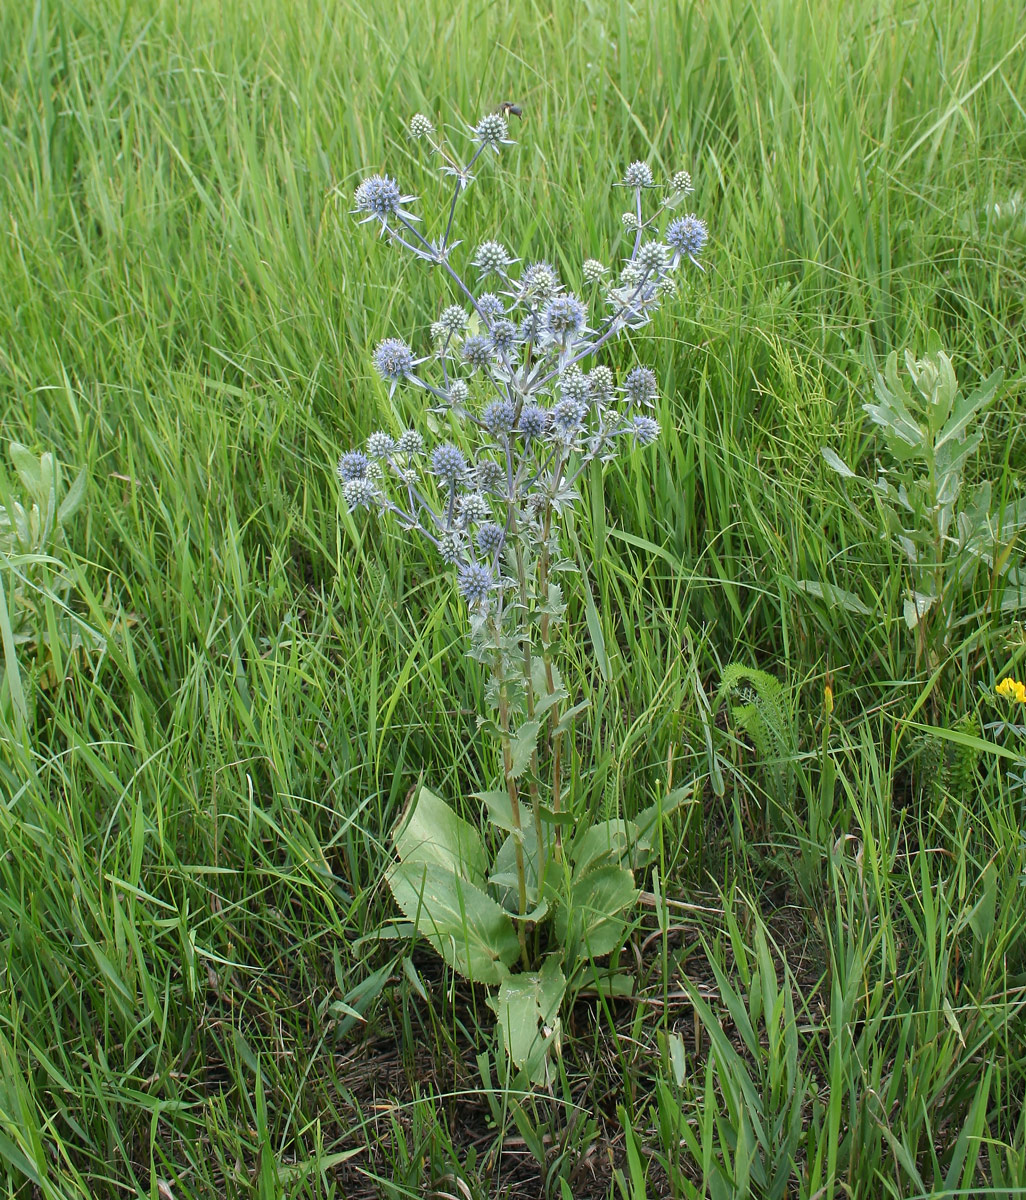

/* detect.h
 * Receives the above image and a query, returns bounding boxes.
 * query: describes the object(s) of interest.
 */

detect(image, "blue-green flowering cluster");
[339,111,707,652]
[337,112,711,1045]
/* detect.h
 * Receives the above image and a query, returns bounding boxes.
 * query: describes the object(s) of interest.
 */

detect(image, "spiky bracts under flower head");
[353,174,417,228]
[666,214,708,263]
[623,161,654,189]
[458,561,495,606]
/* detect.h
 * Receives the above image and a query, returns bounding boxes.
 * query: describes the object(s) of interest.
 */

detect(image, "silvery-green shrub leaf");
[393,785,488,885]
[58,467,88,524]
[795,579,873,617]
[487,955,566,1083]
[386,860,519,984]
[821,446,857,479]
[902,591,936,629]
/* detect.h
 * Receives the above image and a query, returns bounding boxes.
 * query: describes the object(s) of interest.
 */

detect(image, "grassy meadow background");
[1,0,1026,1196]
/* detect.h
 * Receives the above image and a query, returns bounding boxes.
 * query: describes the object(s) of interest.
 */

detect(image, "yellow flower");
[996,676,1026,704]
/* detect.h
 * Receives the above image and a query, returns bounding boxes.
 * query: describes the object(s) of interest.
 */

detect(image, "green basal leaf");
[571,819,634,872]
[555,863,637,962]
[386,860,520,984]
[487,956,566,1084]
[393,785,488,885]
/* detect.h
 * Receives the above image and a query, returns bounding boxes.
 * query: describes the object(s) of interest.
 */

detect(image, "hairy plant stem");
[537,488,566,859]
[497,676,530,969]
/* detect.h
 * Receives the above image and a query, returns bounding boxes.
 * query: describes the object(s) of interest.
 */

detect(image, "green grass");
[1,0,1025,1196]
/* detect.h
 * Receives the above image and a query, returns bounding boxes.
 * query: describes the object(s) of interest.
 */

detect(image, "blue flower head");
[457,491,491,526]
[636,241,671,278]
[559,365,591,405]
[432,443,467,483]
[395,430,425,456]
[490,319,519,355]
[373,338,419,396]
[623,366,658,407]
[434,305,469,339]
[473,458,505,493]
[623,161,654,189]
[342,477,378,510]
[477,292,506,320]
[476,521,505,556]
[353,174,418,230]
[552,397,586,440]
[588,366,615,401]
[446,379,471,409]
[461,335,495,372]
[631,415,660,446]
[666,214,708,263]
[519,404,550,442]
[519,261,560,300]
[337,450,369,481]
[472,241,514,278]
[475,113,512,153]
[541,294,588,345]
[458,561,496,606]
[482,398,517,436]
[409,113,434,140]
[365,431,395,459]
